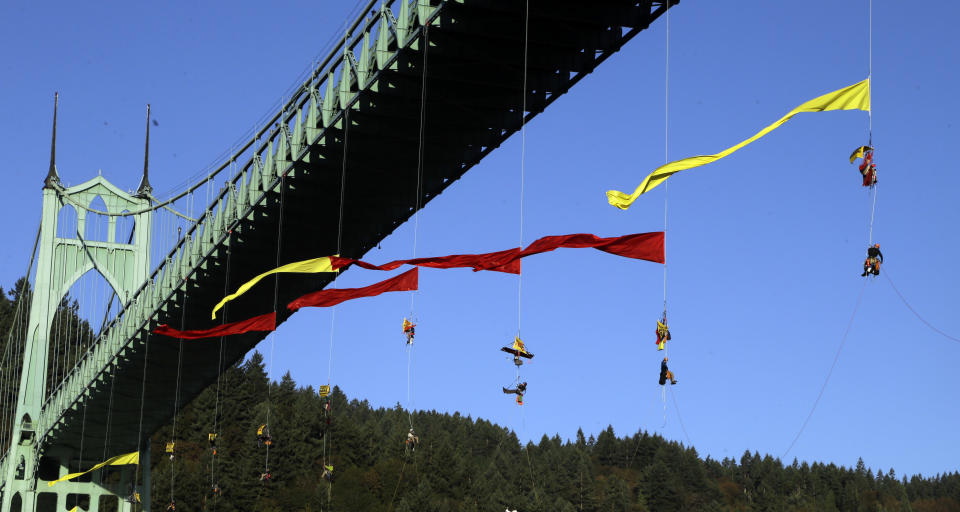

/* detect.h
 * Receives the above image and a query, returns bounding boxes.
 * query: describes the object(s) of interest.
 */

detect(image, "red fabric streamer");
[330,232,664,274]
[510,231,666,268]
[288,267,419,311]
[329,247,521,274]
[153,312,276,340]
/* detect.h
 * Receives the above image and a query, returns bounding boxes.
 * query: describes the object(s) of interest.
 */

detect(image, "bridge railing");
[35,0,444,450]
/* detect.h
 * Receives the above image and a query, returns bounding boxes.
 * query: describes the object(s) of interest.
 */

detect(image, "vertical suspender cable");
[0,224,39,452]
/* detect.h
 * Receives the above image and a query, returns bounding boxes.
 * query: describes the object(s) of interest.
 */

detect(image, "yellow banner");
[211,256,338,319]
[849,145,872,163]
[606,78,871,210]
[49,451,139,487]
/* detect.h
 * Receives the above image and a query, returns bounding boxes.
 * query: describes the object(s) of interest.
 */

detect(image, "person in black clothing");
[502,382,527,405]
[659,357,677,385]
[862,243,884,276]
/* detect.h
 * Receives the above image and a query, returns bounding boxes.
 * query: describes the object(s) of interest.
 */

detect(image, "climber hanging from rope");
[125,484,141,504]
[208,433,218,455]
[257,424,272,447]
[211,483,222,496]
[259,470,272,482]
[166,501,176,511]
[656,312,671,351]
[501,337,534,367]
[165,441,175,460]
[862,243,883,276]
[850,145,877,187]
[659,357,678,385]
[502,381,527,405]
[321,464,334,483]
[402,318,416,344]
[405,428,420,453]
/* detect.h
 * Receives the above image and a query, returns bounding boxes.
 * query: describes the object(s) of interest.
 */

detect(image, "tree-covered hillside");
[147,351,960,512]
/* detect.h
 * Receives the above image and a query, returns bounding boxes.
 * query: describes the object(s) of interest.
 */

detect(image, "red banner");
[153,312,276,340]
[288,268,419,311]
[330,232,664,275]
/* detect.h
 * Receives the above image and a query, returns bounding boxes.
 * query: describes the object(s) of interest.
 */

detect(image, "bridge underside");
[45,0,674,457]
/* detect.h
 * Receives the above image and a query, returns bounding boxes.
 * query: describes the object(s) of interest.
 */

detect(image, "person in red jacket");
[857,147,878,187]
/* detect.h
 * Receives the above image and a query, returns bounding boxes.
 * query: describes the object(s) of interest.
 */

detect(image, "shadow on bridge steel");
[36,0,675,471]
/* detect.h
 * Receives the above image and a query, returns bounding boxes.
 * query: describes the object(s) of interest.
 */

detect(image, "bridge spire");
[136,103,153,197]
[44,92,60,188]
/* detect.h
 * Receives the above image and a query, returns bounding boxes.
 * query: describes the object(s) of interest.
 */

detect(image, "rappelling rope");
[133,334,151,500]
[320,83,351,510]
[867,0,878,245]
[210,231,233,504]
[264,172,287,478]
[516,3,542,508]
[662,0,670,320]
[659,0,672,434]
[168,271,187,501]
[668,386,692,447]
[782,278,867,458]
[405,22,430,433]
[885,269,960,344]
[209,157,236,508]
[516,0,529,339]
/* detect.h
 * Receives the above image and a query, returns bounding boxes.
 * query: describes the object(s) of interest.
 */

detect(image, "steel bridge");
[0,1,675,510]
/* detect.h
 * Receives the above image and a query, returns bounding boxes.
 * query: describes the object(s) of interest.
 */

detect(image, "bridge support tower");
[1,96,154,512]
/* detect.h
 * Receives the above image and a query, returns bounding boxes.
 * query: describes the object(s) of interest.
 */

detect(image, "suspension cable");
[0,223,40,453]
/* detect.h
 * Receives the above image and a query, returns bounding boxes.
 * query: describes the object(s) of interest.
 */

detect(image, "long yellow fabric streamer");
[606,78,871,210]
[48,451,139,487]
[211,256,338,319]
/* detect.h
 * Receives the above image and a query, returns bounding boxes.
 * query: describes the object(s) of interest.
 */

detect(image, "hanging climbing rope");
[208,228,234,503]
[402,21,430,453]
[782,279,868,458]
[656,0,674,432]
[884,269,960,344]
[262,170,288,484]
[319,61,352,506]
[506,0,532,405]
[167,264,187,504]
[857,0,881,273]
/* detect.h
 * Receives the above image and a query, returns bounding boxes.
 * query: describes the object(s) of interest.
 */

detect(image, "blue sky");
[2,1,959,478]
